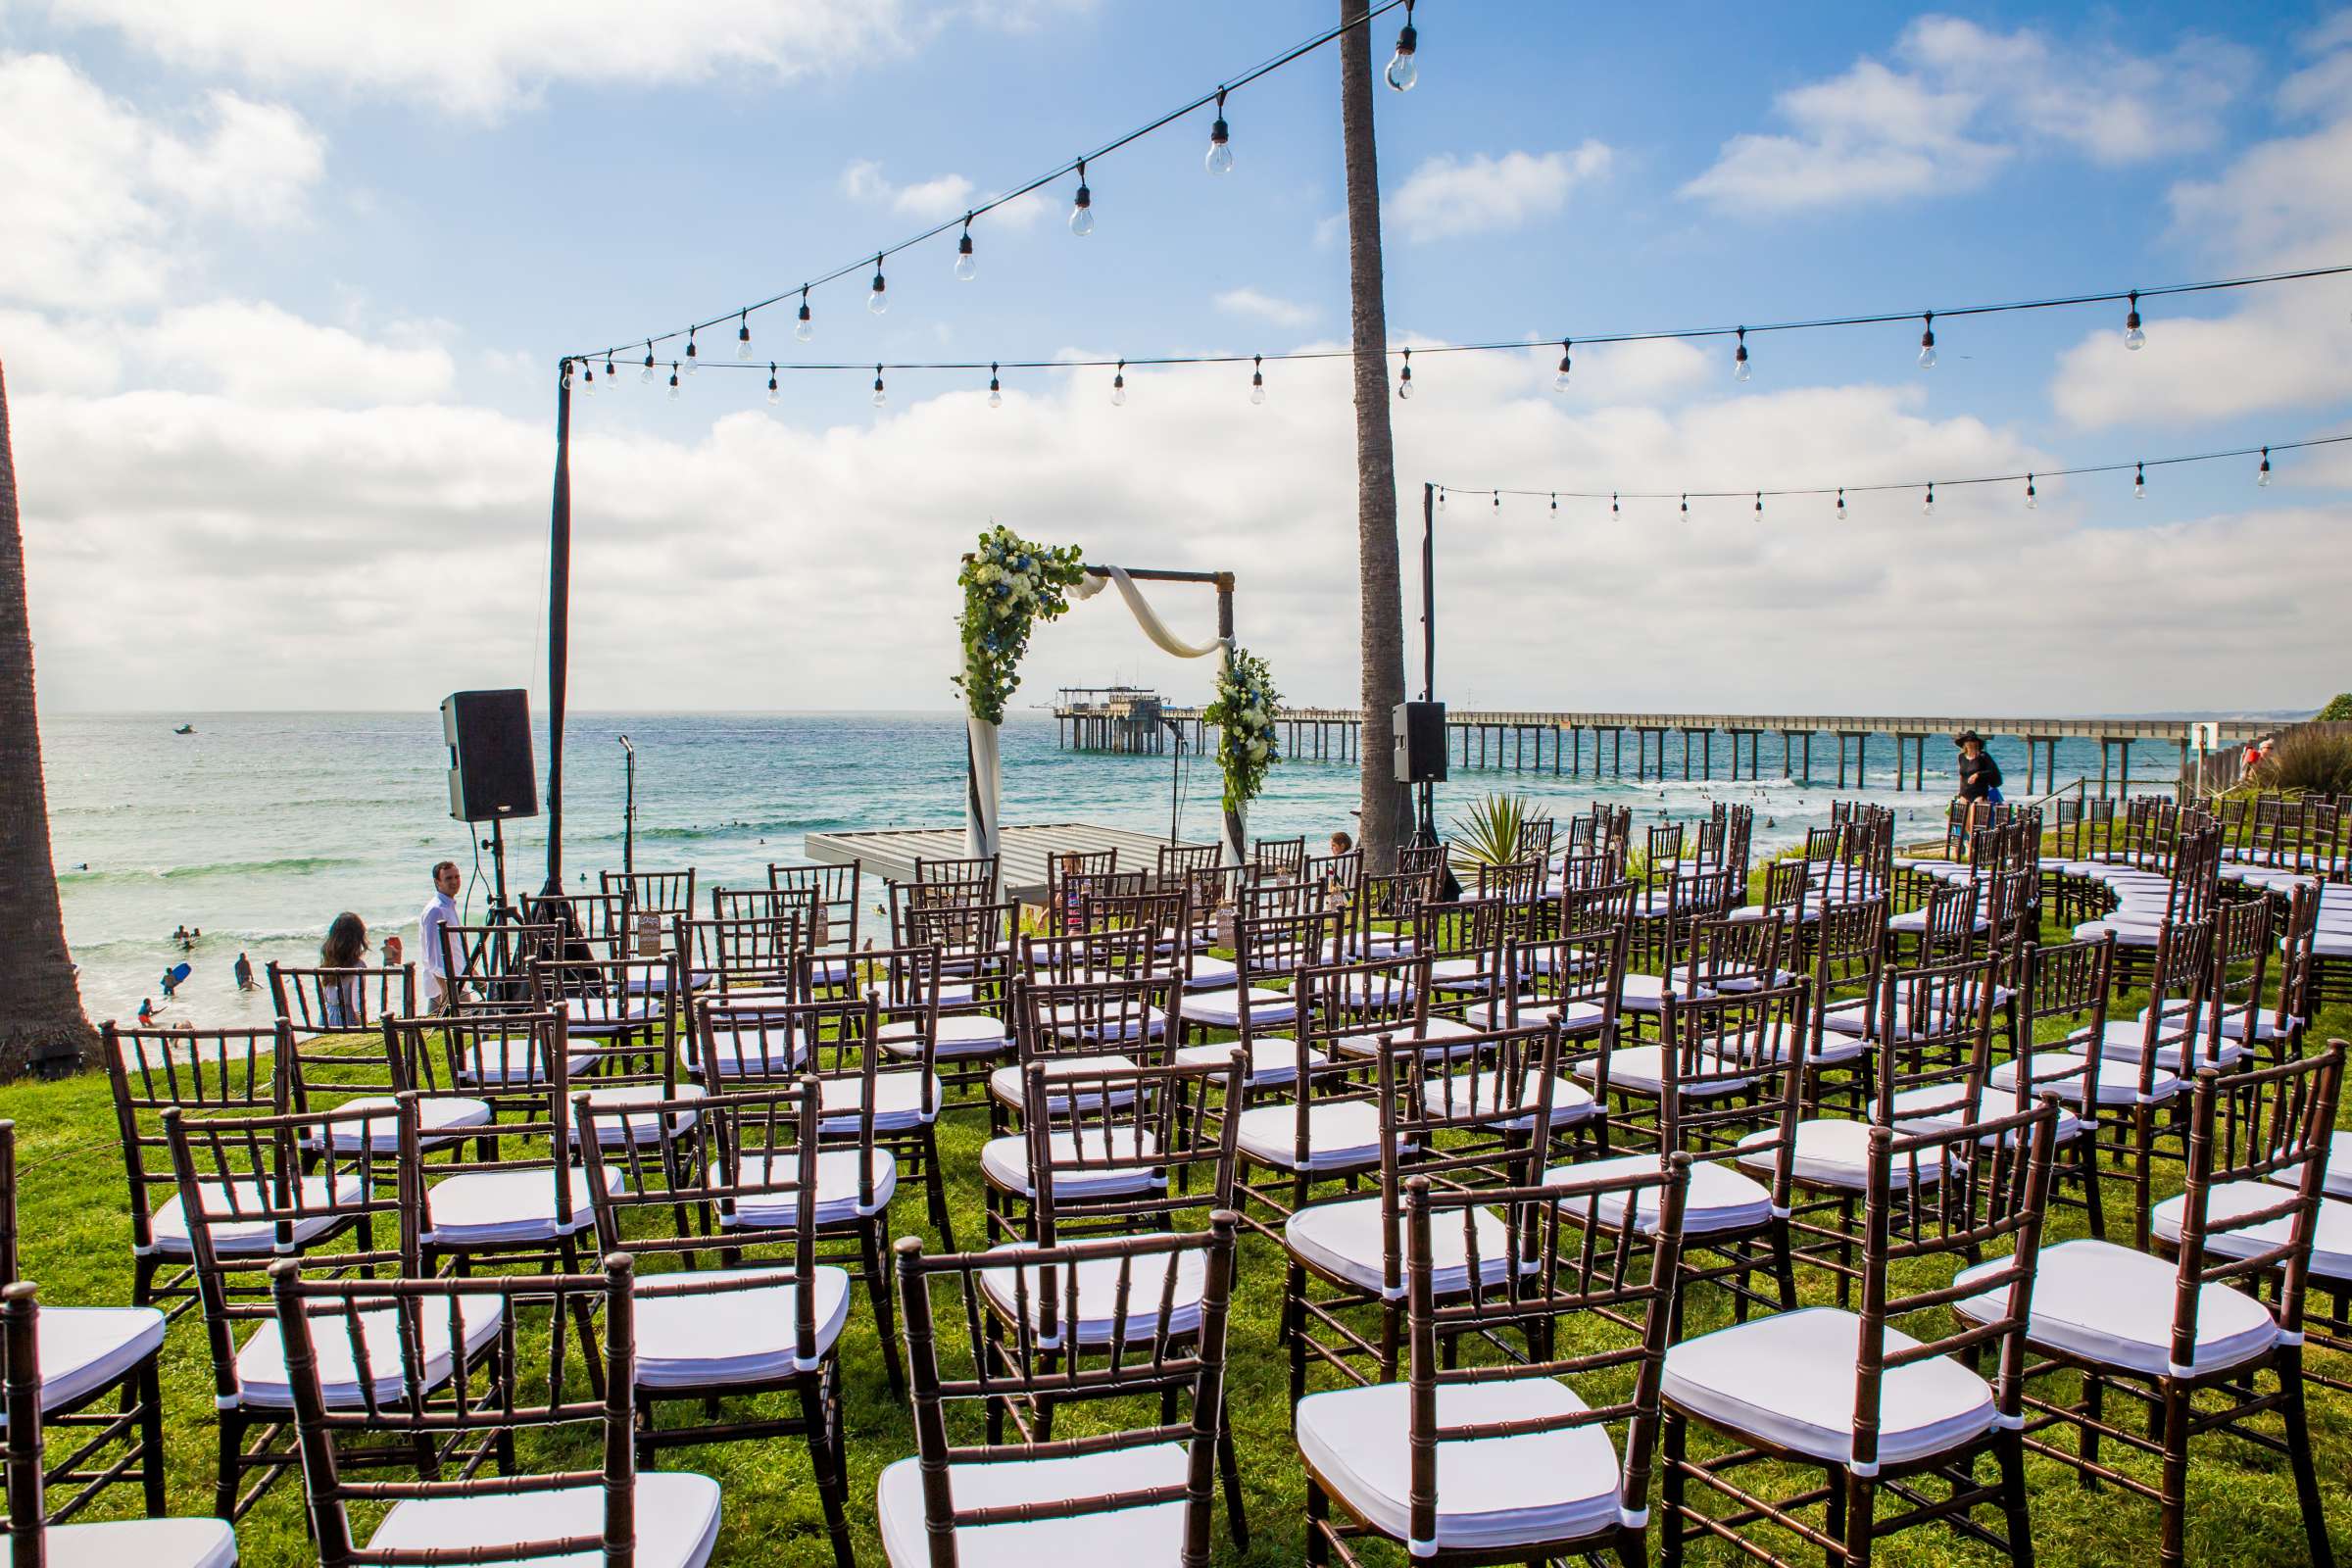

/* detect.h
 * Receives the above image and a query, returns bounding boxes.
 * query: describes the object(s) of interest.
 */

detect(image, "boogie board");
[164,961,191,991]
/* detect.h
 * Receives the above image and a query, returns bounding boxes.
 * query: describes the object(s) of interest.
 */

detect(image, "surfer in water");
[233,953,255,991]
[160,966,180,999]
[136,999,156,1026]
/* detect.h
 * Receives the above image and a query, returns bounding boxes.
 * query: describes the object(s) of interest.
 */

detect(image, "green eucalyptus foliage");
[952,526,1087,724]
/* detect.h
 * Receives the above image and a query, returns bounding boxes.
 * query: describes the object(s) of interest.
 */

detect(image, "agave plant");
[1449,791,1534,867]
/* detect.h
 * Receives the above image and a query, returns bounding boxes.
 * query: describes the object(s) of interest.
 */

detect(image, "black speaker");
[442,690,539,823]
[1394,701,1448,784]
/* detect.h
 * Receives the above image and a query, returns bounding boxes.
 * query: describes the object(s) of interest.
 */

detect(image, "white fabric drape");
[1073,567,1230,659]
[963,716,1001,870]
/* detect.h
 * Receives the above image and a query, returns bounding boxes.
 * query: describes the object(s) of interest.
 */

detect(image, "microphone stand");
[1162,717,1186,845]
[617,735,637,877]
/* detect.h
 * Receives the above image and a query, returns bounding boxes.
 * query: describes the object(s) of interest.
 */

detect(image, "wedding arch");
[954,525,1279,878]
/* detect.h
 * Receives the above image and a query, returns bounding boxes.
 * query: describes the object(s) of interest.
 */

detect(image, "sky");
[4,0,2350,719]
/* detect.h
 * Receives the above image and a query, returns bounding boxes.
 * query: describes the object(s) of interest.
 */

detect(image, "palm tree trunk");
[0,361,98,1077]
[1340,1,1412,873]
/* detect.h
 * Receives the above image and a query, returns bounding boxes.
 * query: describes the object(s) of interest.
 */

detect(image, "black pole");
[617,734,636,876]
[1215,574,1243,860]
[1413,482,1438,846]
[543,361,572,894]
[1164,719,1185,845]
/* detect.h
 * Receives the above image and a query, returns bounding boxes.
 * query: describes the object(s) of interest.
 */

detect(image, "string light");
[1922,482,1935,517]
[1437,485,1446,508]
[1069,159,1095,237]
[1836,486,1846,520]
[1549,492,1557,514]
[685,329,699,374]
[868,256,889,316]
[766,364,779,405]
[667,363,680,400]
[1612,491,1620,518]
[604,355,616,384]
[1386,0,1418,91]
[2124,290,2145,350]
[581,362,595,395]
[796,288,813,343]
[1250,354,1265,405]
[871,365,887,407]
[1753,492,1763,518]
[736,312,752,361]
[989,362,1003,408]
[2026,474,2037,510]
[1111,360,1127,406]
[2133,461,2146,499]
[640,343,655,385]
[1205,89,1234,176]
[1917,313,1936,369]
[1733,326,1751,382]
[1494,489,1501,511]
[1397,347,1413,399]
[561,359,574,390]
[956,218,977,281]
[1680,493,1689,517]
[1554,338,1572,392]
[2258,446,2272,487]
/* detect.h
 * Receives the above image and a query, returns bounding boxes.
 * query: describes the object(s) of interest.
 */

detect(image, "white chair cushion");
[422,1167,620,1248]
[2067,1019,2243,1073]
[1173,1038,1324,1086]
[978,1129,1160,1200]
[1887,908,1988,936]
[815,1070,944,1131]
[306,1095,493,1152]
[1616,973,1678,1014]
[553,994,663,1029]
[1738,1119,1946,1191]
[1420,1071,1597,1132]
[1330,970,1419,1008]
[1986,1053,2181,1107]
[633,1264,851,1387]
[976,1247,1206,1347]
[1953,1239,2278,1379]
[1296,1378,1625,1551]
[1326,1016,1481,1060]
[453,1041,599,1086]
[2151,1184,2352,1282]
[695,1025,806,1079]
[876,1444,1189,1568]
[232,1297,503,1410]
[150,1174,367,1257]
[0,1306,164,1414]
[580,1082,707,1143]
[1235,1102,1385,1172]
[1177,986,1298,1029]
[1428,956,1495,990]
[1544,1154,1773,1238]
[1186,956,1240,989]
[987,1055,1142,1111]
[881,1012,1009,1059]
[1462,998,1607,1033]
[45,1518,237,1568]
[1285,1196,1514,1298]
[1662,1306,1995,1469]
[719,1149,899,1227]
[2270,1131,2352,1202]
[368,1471,719,1568]
[2140,1002,2290,1045]
[1573,1046,1751,1098]
[1887,1084,2082,1145]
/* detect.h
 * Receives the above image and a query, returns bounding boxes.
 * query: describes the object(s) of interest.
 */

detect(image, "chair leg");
[2282,1364,2335,1568]
[135,1359,167,1516]
[1304,1476,1331,1567]
[923,1128,956,1250]
[1660,1412,1687,1568]
[1996,1428,2035,1568]
[1216,1404,1250,1550]
[213,1409,242,1521]
[2081,1374,2103,1489]
[1839,1467,1876,1568]
[2157,1380,2190,1568]
[800,1369,855,1568]
[861,1220,906,1398]
[2078,1136,2107,1242]
[1771,1219,1798,1311]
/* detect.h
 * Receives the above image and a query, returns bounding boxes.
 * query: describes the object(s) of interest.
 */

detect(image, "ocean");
[38,710,2117,1024]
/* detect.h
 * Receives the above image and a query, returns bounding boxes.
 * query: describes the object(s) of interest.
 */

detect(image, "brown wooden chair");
[575,1081,853,1565]
[434,919,565,1018]
[268,1251,719,1568]
[267,962,416,1043]
[1971,1050,2342,1568]
[837,945,957,1245]
[1157,841,1221,885]
[1659,1100,2061,1568]
[167,1098,508,1521]
[1175,910,1339,1089]
[767,858,863,956]
[3,1281,231,1568]
[0,1121,167,1524]
[101,1020,284,1314]
[1983,937,2116,1239]
[1297,1158,1690,1568]
[878,1216,1238,1568]
[1252,835,1308,880]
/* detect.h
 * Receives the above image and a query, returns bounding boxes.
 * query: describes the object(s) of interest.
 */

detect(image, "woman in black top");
[1954,730,2003,836]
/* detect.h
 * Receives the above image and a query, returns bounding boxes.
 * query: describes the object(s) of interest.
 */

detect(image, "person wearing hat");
[1953,730,2003,839]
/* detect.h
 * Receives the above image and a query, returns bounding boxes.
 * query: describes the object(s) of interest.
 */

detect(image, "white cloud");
[28,0,1094,118]
[839,160,1049,227]
[0,52,324,308]
[145,302,458,406]
[1391,144,1612,241]
[1213,288,1317,328]
[1683,16,2252,212]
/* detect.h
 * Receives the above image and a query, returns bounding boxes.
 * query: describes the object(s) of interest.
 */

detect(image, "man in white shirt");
[418,859,464,1010]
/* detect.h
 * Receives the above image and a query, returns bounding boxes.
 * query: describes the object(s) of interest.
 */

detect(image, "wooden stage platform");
[803,821,1207,905]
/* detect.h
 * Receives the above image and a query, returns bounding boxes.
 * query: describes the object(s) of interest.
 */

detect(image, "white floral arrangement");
[1203,647,1282,812]
[954,525,1086,725]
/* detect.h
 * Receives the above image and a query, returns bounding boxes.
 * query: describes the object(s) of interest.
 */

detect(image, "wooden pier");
[1053,703,2268,796]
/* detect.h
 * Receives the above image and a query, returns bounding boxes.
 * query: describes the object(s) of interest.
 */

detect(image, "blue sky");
[6,1,2349,715]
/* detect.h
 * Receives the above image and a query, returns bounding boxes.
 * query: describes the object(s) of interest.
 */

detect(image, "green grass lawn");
[4,916,2348,1568]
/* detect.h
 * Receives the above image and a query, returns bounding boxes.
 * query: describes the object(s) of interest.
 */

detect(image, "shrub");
[2253,728,2352,797]
[1449,792,1532,866]
[2315,692,2352,721]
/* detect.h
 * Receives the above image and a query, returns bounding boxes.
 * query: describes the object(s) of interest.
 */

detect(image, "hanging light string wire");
[570,261,2352,378]
[568,0,1410,365]
[1430,431,2352,505]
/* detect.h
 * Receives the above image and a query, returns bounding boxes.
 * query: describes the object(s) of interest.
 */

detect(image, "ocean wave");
[57,855,362,884]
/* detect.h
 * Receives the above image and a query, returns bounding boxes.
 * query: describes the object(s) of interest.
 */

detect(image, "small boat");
[173,724,195,734]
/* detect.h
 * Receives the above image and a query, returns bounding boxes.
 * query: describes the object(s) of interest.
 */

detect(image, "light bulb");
[1922,485,1935,517]
[2133,464,2145,499]
[1836,489,1846,521]
[1205,106,1234,176]
[1733,329,1751,382]
[562,361,574,390]
[640,349,655,385]
[685,334,699,374]
[2025,477,2037,511]
[2258,449,2273,487]
[1386,12,1418,91]
[871,365,887,408]
[1110,363,1126,406]
[1554,340,1572,392]
[736,317,752,361]
[868,265,889,316]
[1680,495,1689,517]
[1250,356,1265,404]
[2124,292,2144,350]
[1396,350,1412,400]
[1069,192,1094,236]
[795,294,813,343]
[1918,315,1936,369]
[956,229,977,281]
[766,367,779,405]
[988,364,1002,408]
[604,357,616,386]
[667,365,680,400]
[582,366,595,396]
